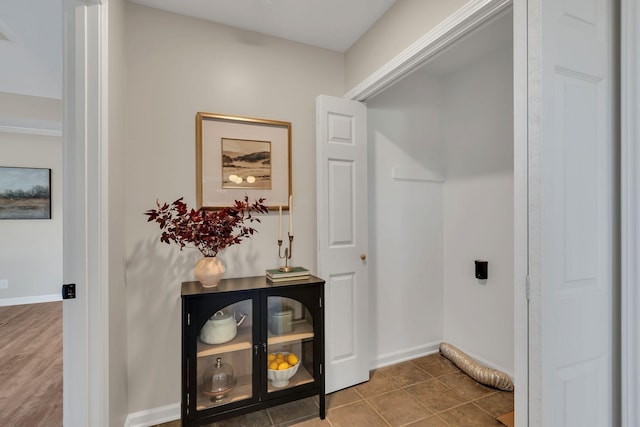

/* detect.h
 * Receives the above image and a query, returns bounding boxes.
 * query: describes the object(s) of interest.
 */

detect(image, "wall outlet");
[0,279,7,289]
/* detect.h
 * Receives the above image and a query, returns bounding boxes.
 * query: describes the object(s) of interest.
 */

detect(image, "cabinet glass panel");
[196,299,253,411]
[266,296,315,393]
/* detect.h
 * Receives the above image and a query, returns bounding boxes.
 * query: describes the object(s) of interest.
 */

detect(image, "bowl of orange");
[267,352,300,387]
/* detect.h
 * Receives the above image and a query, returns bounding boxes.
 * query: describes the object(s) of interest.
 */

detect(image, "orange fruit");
[268,360,279,370]
[268,353,276,362]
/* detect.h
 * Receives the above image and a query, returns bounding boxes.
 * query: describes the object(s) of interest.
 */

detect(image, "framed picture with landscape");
[196,112,292,209]
[0,166,51,219]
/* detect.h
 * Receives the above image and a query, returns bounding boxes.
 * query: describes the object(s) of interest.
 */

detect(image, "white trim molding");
[344,0,512,102]
[0,117,62,137]
[391,166,445,183]
[0,294,62,307]
[372,341,441,370]
[621,0,640,425]
[512,0,529,425]
[63,0,109,426]
[124,403,180,427]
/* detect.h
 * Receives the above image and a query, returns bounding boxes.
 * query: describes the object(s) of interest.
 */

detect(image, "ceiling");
[0,0,396,101]
[1,0,512,103]
[0,1,62,100]
[129,0,397,53]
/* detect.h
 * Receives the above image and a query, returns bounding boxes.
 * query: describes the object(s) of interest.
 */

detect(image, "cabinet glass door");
[266,296,315,393]
[196,299,253,411]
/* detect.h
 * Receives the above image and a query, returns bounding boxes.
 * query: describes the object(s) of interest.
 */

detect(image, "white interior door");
[316,95,369,393]
[527,0,617,425]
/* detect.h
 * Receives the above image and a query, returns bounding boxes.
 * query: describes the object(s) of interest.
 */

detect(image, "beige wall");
[108,0,128,425]
[0,131,62,301]
[121,0,494,417]
[124,2,344,413]
[0,92,61,122]
[344,0,468,90]
[0,93,62,302]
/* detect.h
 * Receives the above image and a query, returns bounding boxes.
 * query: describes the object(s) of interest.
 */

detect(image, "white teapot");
[200,310,247,344]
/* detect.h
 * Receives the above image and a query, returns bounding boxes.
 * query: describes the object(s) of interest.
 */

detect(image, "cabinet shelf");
[267,319,314,345]
[196,319,315,358]
[267,364,314,393]
[196,374,252,411]
[196,327,252,358]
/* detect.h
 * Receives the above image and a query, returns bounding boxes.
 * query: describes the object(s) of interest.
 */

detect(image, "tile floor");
[157,353,514,427]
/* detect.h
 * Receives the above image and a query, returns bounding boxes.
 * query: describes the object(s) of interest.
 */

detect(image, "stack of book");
[266,267,310,283]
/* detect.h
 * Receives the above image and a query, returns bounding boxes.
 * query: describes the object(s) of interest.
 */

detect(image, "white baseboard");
[123,342,510,427]
[441,341,514,379]
[124,402,180,427]
[0,294,61,306]
[371,341,514,380]
[371,341,441,369]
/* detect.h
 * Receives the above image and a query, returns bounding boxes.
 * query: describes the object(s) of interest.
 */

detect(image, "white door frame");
[512,1,529,424]
[63,0,109,425]
[621,0,640,425]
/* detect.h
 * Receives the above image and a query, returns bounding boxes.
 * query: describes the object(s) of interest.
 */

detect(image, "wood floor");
[0,301,62,427]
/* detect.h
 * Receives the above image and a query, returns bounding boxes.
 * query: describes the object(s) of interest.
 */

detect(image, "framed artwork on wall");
[0,166,51,219]
[196,112,292,210]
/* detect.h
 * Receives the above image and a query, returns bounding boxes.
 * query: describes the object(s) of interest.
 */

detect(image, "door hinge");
[187,392,190,408]
[525,275,531,302]
[187,313,191,326]
[320,363,323,375]
[319,297,322,308]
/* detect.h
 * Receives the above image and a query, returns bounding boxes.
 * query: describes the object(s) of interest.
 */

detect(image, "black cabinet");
[181,275,325,426]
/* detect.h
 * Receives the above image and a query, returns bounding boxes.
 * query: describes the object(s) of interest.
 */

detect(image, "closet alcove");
[365,8,515,379]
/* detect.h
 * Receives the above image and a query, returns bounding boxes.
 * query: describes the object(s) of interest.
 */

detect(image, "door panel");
[328,160,355,244]
[316,95,369,393]
[327,273,356,361]
[531,0,616,424]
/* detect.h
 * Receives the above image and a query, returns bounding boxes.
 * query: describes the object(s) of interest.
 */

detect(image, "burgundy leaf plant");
[145,196,268,257]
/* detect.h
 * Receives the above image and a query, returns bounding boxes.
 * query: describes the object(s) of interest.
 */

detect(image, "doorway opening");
[366,7,514,375]
[0,0,64,425]
[363,4,517,414]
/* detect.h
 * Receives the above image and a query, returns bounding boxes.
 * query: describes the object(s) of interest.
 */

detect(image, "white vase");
[194,256,225,287]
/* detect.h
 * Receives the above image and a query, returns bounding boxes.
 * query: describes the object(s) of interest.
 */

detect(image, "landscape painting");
[0,167,51,219]
[197,112,291,209]
[221,138,272,189]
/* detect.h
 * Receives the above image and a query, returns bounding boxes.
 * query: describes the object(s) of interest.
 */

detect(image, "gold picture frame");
[196,112,292,209]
